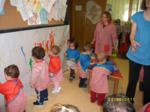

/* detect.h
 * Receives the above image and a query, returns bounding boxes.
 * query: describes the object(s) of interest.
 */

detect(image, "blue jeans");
[35,89,48,103]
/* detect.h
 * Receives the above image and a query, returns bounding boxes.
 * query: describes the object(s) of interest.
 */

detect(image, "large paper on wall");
[0,25,69,112]
[0,0,5,15]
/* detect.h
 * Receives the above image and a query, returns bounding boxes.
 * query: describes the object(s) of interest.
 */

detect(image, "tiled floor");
[26,58,143,112]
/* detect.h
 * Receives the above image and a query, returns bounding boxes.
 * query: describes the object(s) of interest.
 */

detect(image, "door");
[70,0,107,48]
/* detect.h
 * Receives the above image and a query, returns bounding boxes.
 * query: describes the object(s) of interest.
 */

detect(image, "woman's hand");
[130,22,140,52]
[91,39,95,45]
[130,40,141,52]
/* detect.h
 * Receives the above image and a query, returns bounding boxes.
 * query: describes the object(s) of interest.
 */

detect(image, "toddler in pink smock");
[48,45,64,94]
[90,52,117,105]
[30,46,50,106]
[0,65,27,112]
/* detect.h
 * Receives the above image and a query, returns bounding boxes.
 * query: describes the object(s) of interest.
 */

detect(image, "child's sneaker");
[52,87,61,94]
[52,88,58,94]
[69,76,74,81]
[33,101,43,105]
[56,87,61,93]
[79,84,87,88]
[44,98,48,101]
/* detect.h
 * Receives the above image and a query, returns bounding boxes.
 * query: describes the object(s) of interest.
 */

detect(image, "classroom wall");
[0,0,63,30]
[70,0,107,48]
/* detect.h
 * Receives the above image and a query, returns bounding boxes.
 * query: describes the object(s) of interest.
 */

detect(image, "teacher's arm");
[111,24,118,51]
[130,21,141,52]
[91,30,96,45]
[91,23,99,44]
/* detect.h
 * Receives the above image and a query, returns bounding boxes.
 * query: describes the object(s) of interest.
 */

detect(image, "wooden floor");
[26,58,143,112]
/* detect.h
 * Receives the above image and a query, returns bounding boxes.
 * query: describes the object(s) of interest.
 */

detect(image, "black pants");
[126,60,150,104]
[79,78,87,87]
[35,89,48,103]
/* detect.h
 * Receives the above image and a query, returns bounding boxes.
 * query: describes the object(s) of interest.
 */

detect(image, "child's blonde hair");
[83,43,92,52]
[50,104,80,112]
[52,45,61,55]
[96,52,106,62]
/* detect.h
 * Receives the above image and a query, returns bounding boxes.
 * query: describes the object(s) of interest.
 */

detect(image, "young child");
[48,45,63,94]
[77,44,91,88]
[0,64,27,112]
[50,103,80,112]
[30,46,50,105]
[90,52,117,105]
[65,41,80,81]
[103,93,135,112]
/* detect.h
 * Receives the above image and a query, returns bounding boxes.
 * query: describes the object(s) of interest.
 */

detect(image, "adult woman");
[126,0,150,105]
[92,11,117,56]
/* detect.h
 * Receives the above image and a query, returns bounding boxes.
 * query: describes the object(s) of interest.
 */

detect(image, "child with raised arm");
[0,64,27,112]
[31,46,50,105]
[90,52,117,105]
[65,41,80,81]
[48,45,63,94]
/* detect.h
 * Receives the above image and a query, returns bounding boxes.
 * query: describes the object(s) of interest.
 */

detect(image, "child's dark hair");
[83,43,92,52]
[52,45,61,55]
[32,46,45,59]
[70,41,78,49]
[67,38,75,43]
[4,64,20,78]
[141,0,147,10]
[103,93,135,112]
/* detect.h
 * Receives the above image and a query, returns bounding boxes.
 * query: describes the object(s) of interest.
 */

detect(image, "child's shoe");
[44,98,48,101]
[33,101,43,105]
[69,76,74,81]
[52,88,58,94]
[52,87,61,94]
[56,87,61,93]
[90,99,96,103]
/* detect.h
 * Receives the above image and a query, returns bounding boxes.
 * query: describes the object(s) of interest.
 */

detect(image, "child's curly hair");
[50,104,80,112]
